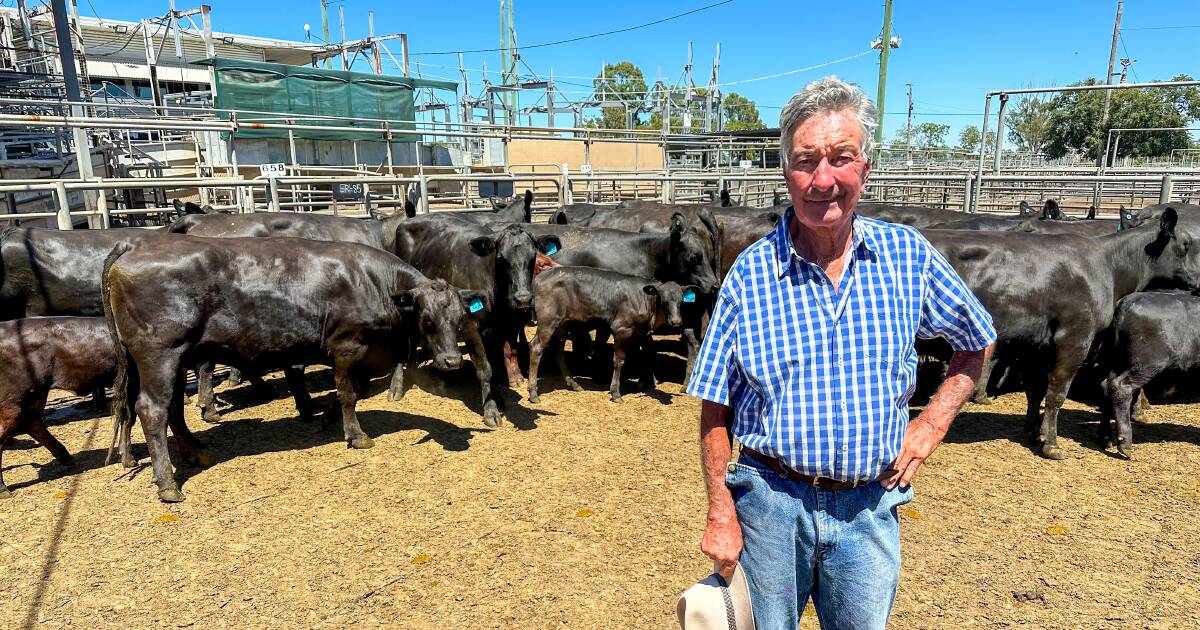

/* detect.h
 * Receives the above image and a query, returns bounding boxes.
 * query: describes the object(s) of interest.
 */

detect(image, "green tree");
[1007,97,1053,155]
[1042,75,1200,160]
[957,125,997,154]
[587,61,648,130]
[723,92,764,131]
[914,122,950,149]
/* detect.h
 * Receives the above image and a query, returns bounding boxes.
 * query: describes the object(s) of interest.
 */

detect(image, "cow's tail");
[102,241,136,466]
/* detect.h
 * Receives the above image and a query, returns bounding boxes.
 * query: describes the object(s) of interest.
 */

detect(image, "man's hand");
[699,400,740,577]
[882,417,947,490]
[701,514,743,578]
[884,345,992,490]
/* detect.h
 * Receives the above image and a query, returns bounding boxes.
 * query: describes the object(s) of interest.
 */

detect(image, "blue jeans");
[727,455,913,630]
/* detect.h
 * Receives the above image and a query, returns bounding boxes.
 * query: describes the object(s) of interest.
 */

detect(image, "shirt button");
[842,445,849,452]
[727,463,736,473]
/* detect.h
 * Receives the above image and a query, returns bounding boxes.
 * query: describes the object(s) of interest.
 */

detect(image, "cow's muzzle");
[431,353,463,372]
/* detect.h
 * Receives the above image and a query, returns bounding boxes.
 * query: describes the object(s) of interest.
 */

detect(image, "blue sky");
[85,1,1199,141]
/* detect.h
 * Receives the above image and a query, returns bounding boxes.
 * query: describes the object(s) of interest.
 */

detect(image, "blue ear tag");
[468,298,484,313]
[682,289,696,303]
[544,242,558,255]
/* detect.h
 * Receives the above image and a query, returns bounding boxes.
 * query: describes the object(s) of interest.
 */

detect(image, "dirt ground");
[2,349,1200,630]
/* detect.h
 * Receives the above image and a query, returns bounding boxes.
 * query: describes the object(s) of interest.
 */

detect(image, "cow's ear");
[404,200,417,218]
[369,208,388,221]
[643,285,659,296]
[469,237,496,256]
[394,290,417,311]
[1044,199,1060,219]
[1019,201,1032,215]
[670,212,685,237]
[459,290,489,318]
[766,211,782,224]
[720,190,731,207]
[1160,208,1178,239]
[537,235,562,256]
[173,199,184,212]
[201,205,215,214]
[523,190,533,210]
[553,211,569,225]
[490,197,504,211]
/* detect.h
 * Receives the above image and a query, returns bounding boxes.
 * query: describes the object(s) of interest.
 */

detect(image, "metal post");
[962,173,973,212]
[1160,174,1174,204]
[201,5,216,98]
[362,181,371,215]
[53,180,73,229]
[50,0,96,217]
[287,126,298,166]
[992,93,1008,172]
[320,0,332,69]
[972,95,992,213]
[417,174,430,214]
[268,176,280,211]
[400,33,410,76]
[873,0,895,157]
[369,11,382,74]
[338,5,347,70]
[141,19,163,109]
[1098,0,1123,167]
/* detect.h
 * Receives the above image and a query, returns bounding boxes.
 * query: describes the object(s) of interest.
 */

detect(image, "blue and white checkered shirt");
[687,209,996,482]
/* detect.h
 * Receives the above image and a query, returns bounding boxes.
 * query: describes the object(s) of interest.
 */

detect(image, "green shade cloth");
[197,58,456,141]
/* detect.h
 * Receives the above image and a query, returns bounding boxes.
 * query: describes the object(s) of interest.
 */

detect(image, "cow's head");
[667,213,720,294]
[1041,199,1062,221]
[395,278,465,372]
[644,282,702,329]
[1117,206,1135,232]
[1144,208,1200,290]
[469,225,561,311]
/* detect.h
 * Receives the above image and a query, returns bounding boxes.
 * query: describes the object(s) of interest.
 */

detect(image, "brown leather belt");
[740,447,888,491]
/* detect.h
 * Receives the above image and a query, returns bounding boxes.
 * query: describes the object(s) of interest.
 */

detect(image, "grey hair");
[779,76,878,168]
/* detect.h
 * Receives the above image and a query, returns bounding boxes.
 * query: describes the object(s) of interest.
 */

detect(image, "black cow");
[168,211,385,247]
[103,234,478,502]
[854,203,969,228]
[712,214,779,277]
[555,205,723,281]
[1134,203,1200,224]
[527,266,697,403]
[1103,290,1200,457]
[922,208,1200,459]
[391,214,561,423]
[0,317,116,498]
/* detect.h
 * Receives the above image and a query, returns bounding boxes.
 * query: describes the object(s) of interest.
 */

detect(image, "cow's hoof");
[1116,445,1134,460]
[387,388,405,402]
[349,436,375,450]
[527,393,540,404]
[0,487,11,500]
[122,456,138,469]
[483,413,502,429]
[566,380,584,393]
[1040,445,1066,460]
[970,395,993,406]
[158,486,185,503]
[610,395,623,403]
[184,394,195,406]
[58,455,77,468]
[201,410,222,424]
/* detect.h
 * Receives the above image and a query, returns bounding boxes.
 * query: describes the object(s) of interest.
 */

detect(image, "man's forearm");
[919,344,993,432]
[700,400,736,522]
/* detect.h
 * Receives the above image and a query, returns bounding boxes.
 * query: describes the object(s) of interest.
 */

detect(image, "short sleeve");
[686,285,741,406]
[917,245,997,351]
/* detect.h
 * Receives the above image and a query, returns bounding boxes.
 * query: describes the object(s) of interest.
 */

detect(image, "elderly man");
[687,76,996,630]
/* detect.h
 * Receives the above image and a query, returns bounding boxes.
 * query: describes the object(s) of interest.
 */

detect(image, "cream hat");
[676,563,755,630]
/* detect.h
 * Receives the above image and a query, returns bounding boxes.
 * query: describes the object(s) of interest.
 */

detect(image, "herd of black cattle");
[1,187,1198,503]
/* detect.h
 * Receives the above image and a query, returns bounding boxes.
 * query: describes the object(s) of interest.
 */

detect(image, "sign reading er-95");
[333,182,365,201]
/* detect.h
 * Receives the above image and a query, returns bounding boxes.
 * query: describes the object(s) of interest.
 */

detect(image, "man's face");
[783,110,871,230]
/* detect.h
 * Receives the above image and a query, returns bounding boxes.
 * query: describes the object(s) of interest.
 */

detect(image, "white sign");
[259,163,286,178]
[580,164,593,174]
[739,160,753,170]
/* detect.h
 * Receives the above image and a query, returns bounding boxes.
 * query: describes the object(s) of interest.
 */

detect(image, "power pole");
[873,0,895,159]
[368,10,381,74]
[905,82,913,163]
[338,5,347,70]
[1118,57,1134,84]
[1098,0,1122,166]
[320,0,331,69]
[49,0,95,224]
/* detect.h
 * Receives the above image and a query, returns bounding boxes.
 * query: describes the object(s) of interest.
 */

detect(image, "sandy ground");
[2,350,1199,630]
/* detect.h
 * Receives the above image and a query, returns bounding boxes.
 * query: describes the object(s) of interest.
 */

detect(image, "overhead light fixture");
[111,24,129,34]
[220,36,234,45]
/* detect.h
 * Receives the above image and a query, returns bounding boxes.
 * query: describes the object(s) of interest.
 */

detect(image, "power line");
[409,0,733,55]
[1122,24,1200,31]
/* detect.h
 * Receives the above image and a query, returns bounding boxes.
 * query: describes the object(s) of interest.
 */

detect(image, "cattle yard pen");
[1,96,1199,227]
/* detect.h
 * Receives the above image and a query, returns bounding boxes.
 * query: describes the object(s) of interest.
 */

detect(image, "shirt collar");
[773,207,877,279]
